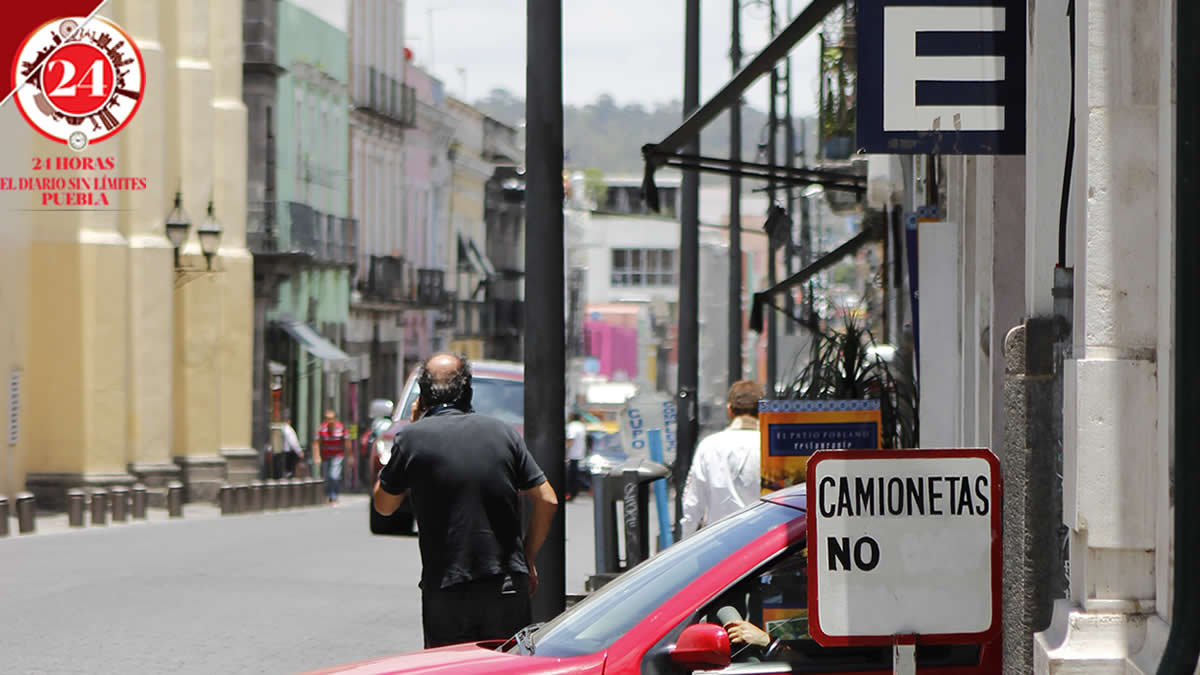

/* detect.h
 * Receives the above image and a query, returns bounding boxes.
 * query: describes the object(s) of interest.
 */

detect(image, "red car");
[368,360,524,535]
[328,484,1000,674]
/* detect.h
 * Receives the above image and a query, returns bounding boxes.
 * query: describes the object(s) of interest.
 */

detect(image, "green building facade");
[266,1,353,447]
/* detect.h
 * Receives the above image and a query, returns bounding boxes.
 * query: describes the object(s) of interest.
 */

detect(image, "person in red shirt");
[313,409,350,504]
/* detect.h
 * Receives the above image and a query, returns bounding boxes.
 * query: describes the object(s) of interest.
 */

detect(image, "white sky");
[387,0,821,115]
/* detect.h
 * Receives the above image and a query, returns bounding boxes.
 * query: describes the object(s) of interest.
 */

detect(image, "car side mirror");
[368,398,395,419]
[670,623,731,671]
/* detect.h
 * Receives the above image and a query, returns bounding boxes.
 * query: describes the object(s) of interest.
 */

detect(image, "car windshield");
[400,375,524,426]
[515,502,797,658]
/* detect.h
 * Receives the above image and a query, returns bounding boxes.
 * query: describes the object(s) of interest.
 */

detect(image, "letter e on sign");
[805,448,1002,647]
[856,0,1025,155]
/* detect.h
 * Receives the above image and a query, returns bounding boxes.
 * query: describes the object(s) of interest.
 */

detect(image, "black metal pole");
[765,0,779,395]
[728,0,743,387]
[525,0,566,622]
[674,0,701,538]
[783,14,797,336]
[1160,0,1200,669]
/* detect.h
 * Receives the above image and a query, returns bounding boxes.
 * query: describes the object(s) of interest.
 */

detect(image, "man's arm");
[678,447,709,538]
[521,479,558,595]
[373,479,407,516]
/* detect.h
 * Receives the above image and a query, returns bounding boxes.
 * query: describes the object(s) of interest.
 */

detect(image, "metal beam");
[653,152,866,192]
[646,0,842,157]
[749,222,884,333]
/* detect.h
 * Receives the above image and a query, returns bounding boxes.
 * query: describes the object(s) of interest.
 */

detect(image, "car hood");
[304,642,605,675]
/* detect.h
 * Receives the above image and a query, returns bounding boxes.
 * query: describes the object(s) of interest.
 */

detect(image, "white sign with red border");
[805,448,1002,647]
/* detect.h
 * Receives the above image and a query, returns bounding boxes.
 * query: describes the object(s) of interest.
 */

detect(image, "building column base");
[128,462,183,507]
[220,447,261,485]
[173,455,227,503]
[24,472,137,511]
[1033,599,1161,674]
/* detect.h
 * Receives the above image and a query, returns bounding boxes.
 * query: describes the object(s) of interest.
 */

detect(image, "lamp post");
[197,200,223,270]
[166,192,224,282]
[165,191,190,267]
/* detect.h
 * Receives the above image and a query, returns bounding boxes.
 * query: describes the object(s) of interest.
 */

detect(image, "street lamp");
[197,200,223,271]
[165,191,190,267]
[763,204,792,251]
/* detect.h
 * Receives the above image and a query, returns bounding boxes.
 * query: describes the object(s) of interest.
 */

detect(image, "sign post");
[805,448,1002,672]
[620,393,677,550]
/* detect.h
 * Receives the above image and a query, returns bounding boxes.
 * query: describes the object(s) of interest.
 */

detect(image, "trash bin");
[589,460,671,589]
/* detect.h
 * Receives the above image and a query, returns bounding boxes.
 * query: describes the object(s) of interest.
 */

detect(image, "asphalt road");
[1,494,603,675]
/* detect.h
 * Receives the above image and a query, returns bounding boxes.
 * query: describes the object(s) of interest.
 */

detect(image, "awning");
[457,234,497,278]
[276,318,352,369]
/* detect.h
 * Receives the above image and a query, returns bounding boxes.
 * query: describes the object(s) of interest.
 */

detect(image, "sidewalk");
[2,494,359,540]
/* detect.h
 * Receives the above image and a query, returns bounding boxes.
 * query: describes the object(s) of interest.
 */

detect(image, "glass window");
[660,249,675,285]
[520,504,797,658]
[629,250,643,285]
[688,546,983,669]
[611,249,627,286]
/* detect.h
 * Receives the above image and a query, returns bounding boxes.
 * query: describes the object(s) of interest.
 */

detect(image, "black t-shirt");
[378,407,546,590]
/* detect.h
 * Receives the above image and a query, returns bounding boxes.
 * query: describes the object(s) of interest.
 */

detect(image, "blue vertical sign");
[856,0,1025,155]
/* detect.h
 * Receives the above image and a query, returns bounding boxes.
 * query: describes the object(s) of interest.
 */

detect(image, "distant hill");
[474,88,814,174]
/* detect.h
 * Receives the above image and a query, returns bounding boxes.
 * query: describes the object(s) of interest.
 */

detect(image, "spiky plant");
[779,313,918,449]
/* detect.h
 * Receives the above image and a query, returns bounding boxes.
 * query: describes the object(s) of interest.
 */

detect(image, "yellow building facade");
[0,0,252,505]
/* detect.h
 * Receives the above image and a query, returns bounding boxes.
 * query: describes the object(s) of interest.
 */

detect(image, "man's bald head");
[417,353,473,411]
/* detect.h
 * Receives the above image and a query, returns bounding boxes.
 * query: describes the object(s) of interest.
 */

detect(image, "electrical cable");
[1056,0,1076,268]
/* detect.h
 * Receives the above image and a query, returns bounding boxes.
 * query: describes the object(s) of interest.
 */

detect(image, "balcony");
[415,268,449,308]
[288,202,357,265]
[454,300,493,337]
[354,66,416,127]
[361,255,408,303]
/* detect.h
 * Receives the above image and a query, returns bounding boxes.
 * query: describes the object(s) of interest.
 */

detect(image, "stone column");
[210,0,257,485]
[167,0,226,502]
[1034,0,1174,670]
[113,0,181,506]
[24,148,135,508]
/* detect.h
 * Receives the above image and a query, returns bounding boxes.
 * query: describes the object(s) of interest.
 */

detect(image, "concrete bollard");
[263,480,278,510]
[235,484,250,513]
[131,484,148,519]
[16,492,36,534]
[219,485,235,515]
[0,495,8,537]
[166,482,184,518]
[67,489,86,527]
[249,481,264,512]
[110,486,130,522]
[90,489,109,526]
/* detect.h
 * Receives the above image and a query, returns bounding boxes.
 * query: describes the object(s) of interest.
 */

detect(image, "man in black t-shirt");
[372,353,559,648]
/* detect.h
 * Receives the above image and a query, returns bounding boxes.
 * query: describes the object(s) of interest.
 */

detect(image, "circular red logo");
[11,16,145,150]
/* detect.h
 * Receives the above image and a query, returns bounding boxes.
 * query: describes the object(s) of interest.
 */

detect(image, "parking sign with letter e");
[857,0,1025,155]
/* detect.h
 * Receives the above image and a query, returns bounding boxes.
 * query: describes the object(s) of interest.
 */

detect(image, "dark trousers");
[566,459,581,499]
[421,573,531,648]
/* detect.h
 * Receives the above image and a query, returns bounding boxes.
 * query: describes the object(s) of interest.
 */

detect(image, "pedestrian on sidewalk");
[313,409,350,504]
[564,412,588,501]
[678,380,765,538]
[373,352,558,648]
[275,412,303,478]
